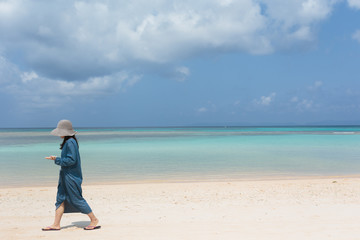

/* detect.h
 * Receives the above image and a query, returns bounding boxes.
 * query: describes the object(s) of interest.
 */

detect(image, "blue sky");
[0,0,360,127]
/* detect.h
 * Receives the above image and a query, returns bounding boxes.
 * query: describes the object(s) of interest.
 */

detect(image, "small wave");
[332,132,355,135]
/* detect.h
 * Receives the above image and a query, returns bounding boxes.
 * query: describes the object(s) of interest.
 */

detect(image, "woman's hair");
[60,136,79,149]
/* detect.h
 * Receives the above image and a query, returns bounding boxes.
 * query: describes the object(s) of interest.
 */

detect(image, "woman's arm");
[54,141,77,167]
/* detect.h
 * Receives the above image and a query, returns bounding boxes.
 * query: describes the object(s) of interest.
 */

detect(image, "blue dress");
[54,138,92,214]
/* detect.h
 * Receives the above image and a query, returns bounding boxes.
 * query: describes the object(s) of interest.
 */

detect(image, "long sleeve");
[54,141,77,167]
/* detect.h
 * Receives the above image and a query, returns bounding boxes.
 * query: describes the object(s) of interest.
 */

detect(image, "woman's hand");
[45,156,57,160]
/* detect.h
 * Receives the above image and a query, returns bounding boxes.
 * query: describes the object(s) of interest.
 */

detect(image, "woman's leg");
[87,211,99,227]
[42,202,64,230]
[53,202,65,228]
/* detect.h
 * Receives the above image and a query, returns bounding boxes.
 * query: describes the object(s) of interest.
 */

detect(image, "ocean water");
[0,126,360,187]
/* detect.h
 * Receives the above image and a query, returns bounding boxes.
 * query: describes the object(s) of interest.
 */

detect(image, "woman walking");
[42,120,100,231]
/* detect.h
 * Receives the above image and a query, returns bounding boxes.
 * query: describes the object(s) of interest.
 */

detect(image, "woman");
[42,119,100,231]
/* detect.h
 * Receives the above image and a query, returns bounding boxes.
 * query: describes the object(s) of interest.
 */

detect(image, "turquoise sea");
[1,126,360,187]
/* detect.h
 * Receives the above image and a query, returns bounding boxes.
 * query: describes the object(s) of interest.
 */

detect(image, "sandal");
[84,225,101,230]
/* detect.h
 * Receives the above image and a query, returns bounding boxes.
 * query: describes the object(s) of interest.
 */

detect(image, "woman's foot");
[84,225,101,230]
[90,218,99,227]
[84,218,100,230]
[42,225,60,231]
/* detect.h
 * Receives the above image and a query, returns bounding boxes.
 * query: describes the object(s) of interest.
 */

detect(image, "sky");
[0,0,360,128]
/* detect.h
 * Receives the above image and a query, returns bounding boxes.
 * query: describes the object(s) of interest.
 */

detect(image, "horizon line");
[1,124,360,129]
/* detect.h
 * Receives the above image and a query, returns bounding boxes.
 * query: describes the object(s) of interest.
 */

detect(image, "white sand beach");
[1,177,360,240]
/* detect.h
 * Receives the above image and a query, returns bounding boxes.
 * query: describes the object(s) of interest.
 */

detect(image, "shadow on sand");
[61,221,90,229]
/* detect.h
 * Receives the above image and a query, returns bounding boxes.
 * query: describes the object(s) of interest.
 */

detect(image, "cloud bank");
[0,0,340,106]
[348,0,360,9]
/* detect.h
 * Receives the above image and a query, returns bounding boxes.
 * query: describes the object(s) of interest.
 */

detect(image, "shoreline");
[2,174,360,189]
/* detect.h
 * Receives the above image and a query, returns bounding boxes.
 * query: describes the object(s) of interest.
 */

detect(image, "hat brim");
[51,128,77,136]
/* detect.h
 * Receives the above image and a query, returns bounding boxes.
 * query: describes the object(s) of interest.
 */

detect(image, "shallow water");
[1,126,360,187]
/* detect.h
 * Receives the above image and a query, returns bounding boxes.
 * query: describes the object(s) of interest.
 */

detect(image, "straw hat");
[51,120,77,136]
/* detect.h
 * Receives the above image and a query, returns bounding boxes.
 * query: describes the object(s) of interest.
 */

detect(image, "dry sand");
[1,177,360,240]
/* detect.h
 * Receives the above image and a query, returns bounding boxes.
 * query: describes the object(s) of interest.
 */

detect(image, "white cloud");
[298,99,314,110]
[291,96,299,102]
[254,92,276,106]
[352,30,360,43]
[218,0,234,7]
[314,81,323,87]
[197,101,217,113]
[308,80,323,90]
[198,107,208,113]
[21,71,38,83]
[175,66,190,82]
[300,0,336,20]
[289,26,313,41]
[348,0,360,9]
[290,96,318,111]
[126,75,141,87]
[0,0,20,17]
[263,0,338,50]
[0,0,341,109]
[1,65,140,107]
[265,0,336,27]
[0,0,339,81]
